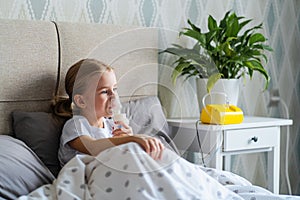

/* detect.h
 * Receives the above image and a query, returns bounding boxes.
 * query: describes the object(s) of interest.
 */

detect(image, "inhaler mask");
[111,95,129,129]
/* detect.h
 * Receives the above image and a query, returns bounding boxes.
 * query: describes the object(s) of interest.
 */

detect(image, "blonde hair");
[52,58,113,118]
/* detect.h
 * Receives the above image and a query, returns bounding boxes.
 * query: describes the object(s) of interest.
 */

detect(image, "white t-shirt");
[58,115,113,166]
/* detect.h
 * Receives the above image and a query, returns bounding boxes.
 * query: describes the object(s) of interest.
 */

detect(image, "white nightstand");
[167,116,293,194]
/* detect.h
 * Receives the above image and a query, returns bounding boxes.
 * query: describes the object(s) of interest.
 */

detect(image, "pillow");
[0,135,54,199]
[121,96,178,153]
[121,96,168,135]
[12,111,66,177]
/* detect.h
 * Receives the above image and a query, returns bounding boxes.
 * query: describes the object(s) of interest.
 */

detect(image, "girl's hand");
[112,121,133,137]
[131,135,165,160]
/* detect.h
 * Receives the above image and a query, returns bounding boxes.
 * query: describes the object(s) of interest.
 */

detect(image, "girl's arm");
[68,134,164,160]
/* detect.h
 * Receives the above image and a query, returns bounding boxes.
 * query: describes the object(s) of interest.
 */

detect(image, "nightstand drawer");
[223,127,279,151]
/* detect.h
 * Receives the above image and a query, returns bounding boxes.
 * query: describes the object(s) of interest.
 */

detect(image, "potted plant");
[161,11,272,104]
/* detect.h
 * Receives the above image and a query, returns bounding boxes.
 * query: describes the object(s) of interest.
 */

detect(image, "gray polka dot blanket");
[18,143,300,200]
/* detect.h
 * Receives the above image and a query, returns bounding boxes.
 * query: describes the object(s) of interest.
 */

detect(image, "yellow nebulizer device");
[200,92,244,125]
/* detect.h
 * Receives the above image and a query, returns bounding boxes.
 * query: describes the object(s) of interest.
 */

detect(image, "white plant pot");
[196,79,240,110]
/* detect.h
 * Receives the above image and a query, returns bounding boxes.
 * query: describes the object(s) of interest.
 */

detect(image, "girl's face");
[80,70,117,120]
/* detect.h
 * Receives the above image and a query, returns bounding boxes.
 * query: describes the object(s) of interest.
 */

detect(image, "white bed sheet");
[18,143,300,200]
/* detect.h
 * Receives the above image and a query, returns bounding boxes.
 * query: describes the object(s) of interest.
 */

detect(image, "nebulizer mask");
[200,92,244,125]
[111,94,129,129]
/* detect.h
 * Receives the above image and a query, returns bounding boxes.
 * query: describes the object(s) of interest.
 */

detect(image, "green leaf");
[249,33,266,45]
[229,18,240,37]
[224,42,234,56]
[205,30,217,44]
[207,73,223,92]
[239,19,252,30]
[220,11,231,28]
[261,54,268,62]
[261,44,273,51]
[208,15,217,31]
[244,60,270,90]
[162,46,196,58]
[187,19,200,32]
[171,62,191,84]
[181,29,206,46]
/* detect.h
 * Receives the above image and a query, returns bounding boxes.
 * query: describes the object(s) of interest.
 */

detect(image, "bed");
[0,19,299,200]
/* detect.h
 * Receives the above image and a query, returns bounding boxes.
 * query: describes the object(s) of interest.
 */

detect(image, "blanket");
[18,143,299,200]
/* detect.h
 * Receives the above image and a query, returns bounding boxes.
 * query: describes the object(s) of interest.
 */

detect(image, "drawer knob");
[251,136,258,142]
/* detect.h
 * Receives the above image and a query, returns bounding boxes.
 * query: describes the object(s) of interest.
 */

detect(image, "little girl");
[53,58,164,166]
[50,58,257,200]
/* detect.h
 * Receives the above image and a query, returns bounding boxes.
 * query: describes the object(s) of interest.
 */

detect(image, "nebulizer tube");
[111,94,129,129]
[202,92,229,108]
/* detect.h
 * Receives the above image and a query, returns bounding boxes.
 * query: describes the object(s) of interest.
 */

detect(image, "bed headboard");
[0,19,158,135]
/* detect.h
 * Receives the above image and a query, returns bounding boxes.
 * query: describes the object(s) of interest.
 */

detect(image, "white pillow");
[121,96,178,153]
[122,96,169,136]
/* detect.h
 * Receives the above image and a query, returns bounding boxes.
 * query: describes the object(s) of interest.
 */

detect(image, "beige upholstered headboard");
[0,19,158,135]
